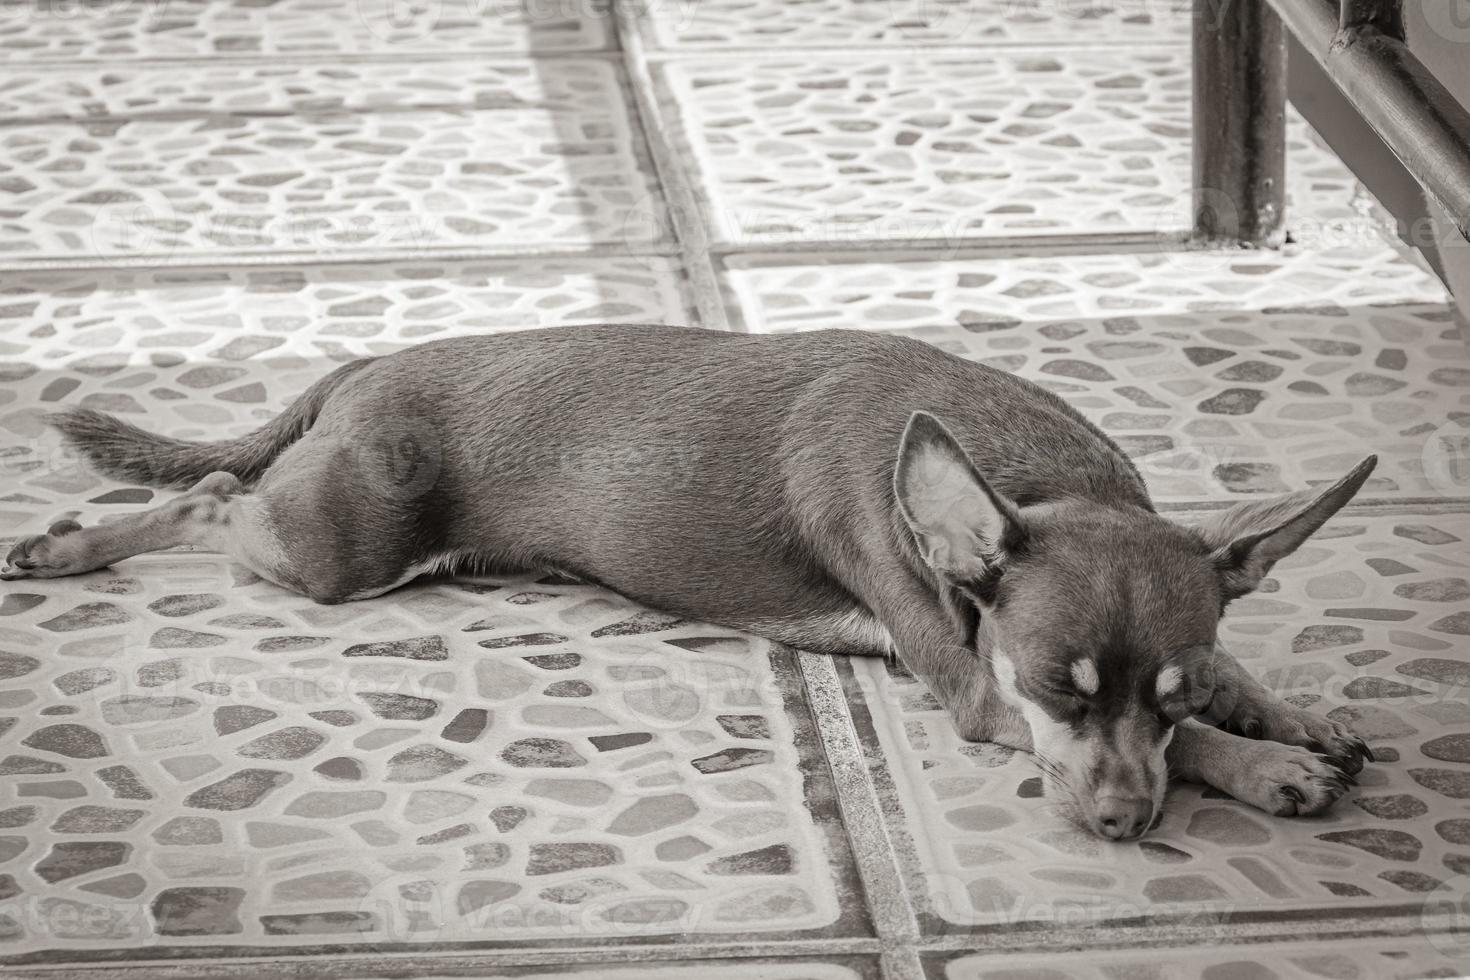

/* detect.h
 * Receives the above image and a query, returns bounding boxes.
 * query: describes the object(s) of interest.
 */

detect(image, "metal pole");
[1192,0,1289,248]
[1268,0,1470,242]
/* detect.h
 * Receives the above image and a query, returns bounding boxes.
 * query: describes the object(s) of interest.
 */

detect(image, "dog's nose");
[1094,796,1153,840]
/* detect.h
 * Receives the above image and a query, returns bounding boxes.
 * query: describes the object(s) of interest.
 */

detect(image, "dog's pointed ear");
[894,412,1026,582]
[1197,455,1377,601]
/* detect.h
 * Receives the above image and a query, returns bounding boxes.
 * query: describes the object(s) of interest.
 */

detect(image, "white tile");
[0,61,666,260]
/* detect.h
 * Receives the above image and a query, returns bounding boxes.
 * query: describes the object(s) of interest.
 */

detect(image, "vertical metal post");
[1192,0,1289,247]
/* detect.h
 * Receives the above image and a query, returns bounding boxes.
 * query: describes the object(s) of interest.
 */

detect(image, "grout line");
[635,41,1190,62]
[6,48,626,72]
[708,231,1196,261]
[609,0,731,331]
[794,651,922,957]
[0,242,680,276]
[880,947,928,980]
[1,943,889,978]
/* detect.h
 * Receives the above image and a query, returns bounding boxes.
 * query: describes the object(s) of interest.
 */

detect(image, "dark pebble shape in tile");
[136,659,185,688]
[308,710,357,727]
[1198,388,1266,415]
[706,843,794,875]
[523,653,582,669]
[0,756,65,775]
[313,757,362,781]
[589,732,652,752]
[22,723,108,759]
[151,627,226,648]
[0,594,45,616]
[1292,625,1364,653]
[184,769,290,811]
[238,727,327,761]
[51,805,144,833]
[1379,869,1443,893]
[440,708,489,743]
[1411,768,1470,799]
[1421,734,1470,763]
[500,737,585,768]
[1341,677,1429,699]
[51,664,120,693]
[469,629,569,645]
[490,806,528,833]
[153,816,224,846]
[96,765,153,801]
[1394,524,1462,546]
[0,807,36,829]
[1316,829,1422,861]
[591,612,686,637]
[35,841,130,882]
[260,911,377,936]
[526,842,621,875]
[692,747,774,774]
[0,652,40,680]
[342,635,448,660]
[1138,841,1192,864]
[153,886,245,936]
[88,488,154,505]
[39,602,130,631]
[1353,795,1430,820]
[356,692,438,721]
[1395,577,1470,602]
[716,714,770,739]
[544,680,593,697]
[215,705,277,735]
[1397,657,1470,687]
[147,593,224,617]
[387,745,467,781]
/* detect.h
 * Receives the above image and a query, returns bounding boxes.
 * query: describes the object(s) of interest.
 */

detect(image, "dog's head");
[893,411,1374,840]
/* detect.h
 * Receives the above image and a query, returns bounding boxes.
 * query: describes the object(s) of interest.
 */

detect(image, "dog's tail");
[47,358,374,489]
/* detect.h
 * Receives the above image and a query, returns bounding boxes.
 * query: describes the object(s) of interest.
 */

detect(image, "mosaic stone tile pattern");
[660,49,1193,245]
[0,257,697,363]
[639,0,1191,48]
[660,50,1362,248]
[0,0,609,61]
[0,61,666,260]
[845,510,1470,931]
[928,935,1470,980]
[727,254,1470,502]
[0,565,851,952]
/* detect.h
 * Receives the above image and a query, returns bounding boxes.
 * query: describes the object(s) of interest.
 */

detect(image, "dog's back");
[299,325,1150,646]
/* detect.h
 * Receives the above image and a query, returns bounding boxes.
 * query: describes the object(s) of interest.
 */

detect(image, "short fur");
[4,325,1376,838]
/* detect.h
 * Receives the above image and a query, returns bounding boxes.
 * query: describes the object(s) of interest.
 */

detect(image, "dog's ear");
[894,412,1026,582]
[1196,456,1376,601]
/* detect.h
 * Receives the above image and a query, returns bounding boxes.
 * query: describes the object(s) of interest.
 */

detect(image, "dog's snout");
[1094,796,1153,840]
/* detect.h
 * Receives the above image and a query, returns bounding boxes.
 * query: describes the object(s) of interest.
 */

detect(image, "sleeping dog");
[3,325,1373,839]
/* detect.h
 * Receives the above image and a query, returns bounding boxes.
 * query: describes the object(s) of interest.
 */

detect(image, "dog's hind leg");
[1,472,287,586]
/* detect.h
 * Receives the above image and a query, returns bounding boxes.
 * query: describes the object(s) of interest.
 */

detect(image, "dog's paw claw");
[3,522,93,580]
[1281,785,1305,804]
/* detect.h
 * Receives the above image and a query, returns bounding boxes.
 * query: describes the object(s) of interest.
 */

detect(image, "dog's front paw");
[1,520,88,580]
[1225,701,1373,775]
[1235,743,1354,817]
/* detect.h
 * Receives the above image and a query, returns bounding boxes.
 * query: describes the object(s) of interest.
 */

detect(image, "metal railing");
[1194,0,1470,247]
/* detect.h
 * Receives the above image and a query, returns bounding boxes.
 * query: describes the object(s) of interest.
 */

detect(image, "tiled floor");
[1,2,1469,979]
